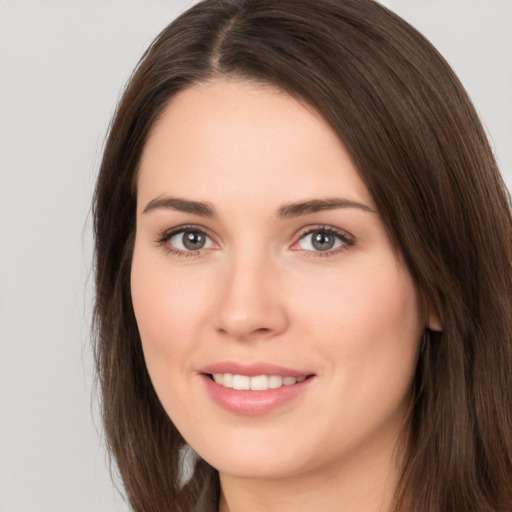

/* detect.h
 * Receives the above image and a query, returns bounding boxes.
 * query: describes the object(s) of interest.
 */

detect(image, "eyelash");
[155,224,355,258]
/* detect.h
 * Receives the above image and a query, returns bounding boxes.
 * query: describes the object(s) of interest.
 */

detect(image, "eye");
[157,226,216,255]
[170,229,212,251]
[293,227,353,254]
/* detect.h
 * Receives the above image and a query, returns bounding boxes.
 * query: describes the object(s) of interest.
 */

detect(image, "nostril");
[254,327,271,334]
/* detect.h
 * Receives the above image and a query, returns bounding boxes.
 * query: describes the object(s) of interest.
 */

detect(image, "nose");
[213,252,289,342]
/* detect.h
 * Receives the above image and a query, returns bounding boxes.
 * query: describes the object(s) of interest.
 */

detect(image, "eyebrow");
[142,196,217,217]
[142,196,375,218]
[276,198,375,219]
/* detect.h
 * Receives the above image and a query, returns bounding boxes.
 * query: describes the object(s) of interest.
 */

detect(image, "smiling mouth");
[208,373,311,391]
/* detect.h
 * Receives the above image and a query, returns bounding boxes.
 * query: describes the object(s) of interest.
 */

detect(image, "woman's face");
[131,79,425,481]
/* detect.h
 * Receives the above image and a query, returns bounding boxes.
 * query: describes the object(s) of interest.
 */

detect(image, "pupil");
[183,231,205,250]
[312,231,335,251]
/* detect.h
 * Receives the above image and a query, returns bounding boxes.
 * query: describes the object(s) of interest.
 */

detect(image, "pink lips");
[198,362,315,416]
[200,361,310,378]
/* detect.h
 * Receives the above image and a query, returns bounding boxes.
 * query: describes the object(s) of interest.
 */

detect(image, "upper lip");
[199,361,313,378]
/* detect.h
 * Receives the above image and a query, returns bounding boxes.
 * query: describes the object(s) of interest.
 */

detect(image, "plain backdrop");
[0,1,511,511]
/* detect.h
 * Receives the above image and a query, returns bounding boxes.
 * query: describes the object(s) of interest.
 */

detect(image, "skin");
[131,79,433,512]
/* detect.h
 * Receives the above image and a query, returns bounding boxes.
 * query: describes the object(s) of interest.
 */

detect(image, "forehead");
[137,79,374,212]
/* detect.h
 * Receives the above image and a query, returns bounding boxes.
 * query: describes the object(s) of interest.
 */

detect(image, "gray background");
[0,1,510,510]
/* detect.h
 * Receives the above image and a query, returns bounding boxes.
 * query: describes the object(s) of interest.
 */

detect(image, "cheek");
[130,246,208,377]
[130,246,215,433]
[293,254,422,384]
[288,258,422,449]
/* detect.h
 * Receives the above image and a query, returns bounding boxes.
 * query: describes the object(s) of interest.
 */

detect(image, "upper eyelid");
[157,223,353,236]
[295,224,355,241]
[158,224,215,241]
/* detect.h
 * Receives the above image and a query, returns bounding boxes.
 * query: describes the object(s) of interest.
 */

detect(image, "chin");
[210,453,304,480]
[190,429,311,480]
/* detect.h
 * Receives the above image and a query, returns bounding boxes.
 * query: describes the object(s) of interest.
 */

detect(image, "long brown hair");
[92,1,512,510]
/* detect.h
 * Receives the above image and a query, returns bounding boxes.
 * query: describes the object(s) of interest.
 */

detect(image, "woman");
[92,0,512,510]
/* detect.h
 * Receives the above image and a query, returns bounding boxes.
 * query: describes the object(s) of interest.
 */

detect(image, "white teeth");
[211,373,306,390]
[268,375,283,389]
[223,373,234,388]
[232,375,250,390]
[250,375,269,391]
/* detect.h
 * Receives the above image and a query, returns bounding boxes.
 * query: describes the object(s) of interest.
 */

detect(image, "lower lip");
[200,374,314,415]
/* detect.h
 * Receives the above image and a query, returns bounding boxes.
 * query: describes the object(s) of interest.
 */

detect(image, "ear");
[426,305,442,332]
